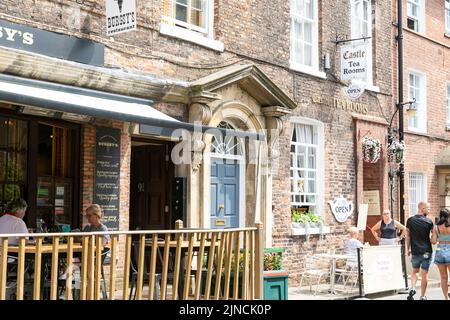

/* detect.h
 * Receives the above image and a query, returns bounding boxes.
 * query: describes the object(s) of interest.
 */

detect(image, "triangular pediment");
[190,64,297,111]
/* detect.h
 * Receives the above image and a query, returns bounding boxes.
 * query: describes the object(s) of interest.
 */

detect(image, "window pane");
[304,22,312,43]
[192,0,203,10]
[0,151,5,180]
[297,147,306,168]
[176,3,188,22]
[305,0,314,19]
[297,179,305,193]
[191,9,204,28]
[304,43,312,66]
[308,147,316,169]
[308,179,315,193]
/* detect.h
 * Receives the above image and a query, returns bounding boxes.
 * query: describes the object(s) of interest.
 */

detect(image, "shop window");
[290,0,322,77]
[350,0,373,86]
[0,117,28,212]
[290,120,324,216]
[36,123,76,230]
[407,0,425,33]
[408,172,427,217]
[408,70,426,133]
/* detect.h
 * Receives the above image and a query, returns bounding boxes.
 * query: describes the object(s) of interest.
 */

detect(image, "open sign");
[328,196,354,223]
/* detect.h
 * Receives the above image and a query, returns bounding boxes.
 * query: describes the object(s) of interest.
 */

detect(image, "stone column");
[262,106,291,247]
[187,92,219,228]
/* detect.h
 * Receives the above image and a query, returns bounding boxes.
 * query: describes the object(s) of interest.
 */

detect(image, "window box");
[291,224,330,236]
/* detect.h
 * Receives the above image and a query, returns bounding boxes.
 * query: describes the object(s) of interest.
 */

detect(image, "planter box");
[200,272,242,298]
[291,225,330,236]
[263,270,288,300]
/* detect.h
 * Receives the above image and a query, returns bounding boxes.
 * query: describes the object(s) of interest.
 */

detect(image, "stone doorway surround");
[185,65,296,246]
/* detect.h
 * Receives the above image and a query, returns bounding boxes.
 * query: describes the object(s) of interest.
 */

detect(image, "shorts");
[411,252,432,271]
[434,244,450,265]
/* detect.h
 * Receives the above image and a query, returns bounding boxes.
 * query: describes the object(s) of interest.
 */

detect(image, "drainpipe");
[397,0,409,290]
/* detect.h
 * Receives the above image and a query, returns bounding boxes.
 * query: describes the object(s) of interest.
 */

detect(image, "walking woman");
[370,209,406,245]
[431,208,450,300]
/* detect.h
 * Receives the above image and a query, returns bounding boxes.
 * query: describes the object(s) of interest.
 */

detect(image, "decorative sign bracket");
[335,34,372,45]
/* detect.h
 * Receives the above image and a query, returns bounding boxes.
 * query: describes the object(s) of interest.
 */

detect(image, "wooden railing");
[0,222,263,300]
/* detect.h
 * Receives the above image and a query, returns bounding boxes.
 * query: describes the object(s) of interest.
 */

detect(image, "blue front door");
[211,158,240,228]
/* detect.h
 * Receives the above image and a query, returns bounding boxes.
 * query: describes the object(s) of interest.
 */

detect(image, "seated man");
[0,198,33,245]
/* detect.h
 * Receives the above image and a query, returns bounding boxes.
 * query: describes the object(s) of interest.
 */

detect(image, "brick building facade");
[0,0,397,287]
[391,0,450,224]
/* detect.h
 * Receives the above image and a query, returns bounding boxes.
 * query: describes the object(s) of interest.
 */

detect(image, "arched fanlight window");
[211,121,243,156]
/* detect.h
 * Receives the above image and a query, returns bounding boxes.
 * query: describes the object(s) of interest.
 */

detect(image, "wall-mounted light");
[405,98,417,118]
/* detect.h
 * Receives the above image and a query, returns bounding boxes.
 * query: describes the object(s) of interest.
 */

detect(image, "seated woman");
[82,204,110,247]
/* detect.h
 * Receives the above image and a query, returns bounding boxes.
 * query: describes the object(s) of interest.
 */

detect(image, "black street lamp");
[393,0,418,291]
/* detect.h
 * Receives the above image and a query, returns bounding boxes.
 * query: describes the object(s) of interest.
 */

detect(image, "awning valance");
[0,74,265,141]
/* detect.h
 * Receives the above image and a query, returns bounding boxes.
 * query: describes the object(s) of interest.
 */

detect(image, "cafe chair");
[129,240,167,300]
[5,255,33,299]
[299,255,330,295]
[335,259,361,293]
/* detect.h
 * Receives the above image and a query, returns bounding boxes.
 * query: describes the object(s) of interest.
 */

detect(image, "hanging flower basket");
[362,136,381,163]
[388,140,405,164]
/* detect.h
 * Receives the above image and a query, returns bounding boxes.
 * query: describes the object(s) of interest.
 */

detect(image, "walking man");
[406,201,434,300]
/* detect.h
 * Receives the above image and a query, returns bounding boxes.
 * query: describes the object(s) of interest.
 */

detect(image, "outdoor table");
[7,243,84,299]
[314,252,352,294]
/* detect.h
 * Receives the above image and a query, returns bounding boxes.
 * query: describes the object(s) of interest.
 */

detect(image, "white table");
[315,253,352,294]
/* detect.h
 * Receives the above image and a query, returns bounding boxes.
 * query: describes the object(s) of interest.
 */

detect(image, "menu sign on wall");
[94,127,121,230]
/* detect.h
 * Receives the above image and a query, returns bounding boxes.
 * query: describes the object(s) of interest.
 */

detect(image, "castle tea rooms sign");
[106,0,136,36]
[341,43,368,81]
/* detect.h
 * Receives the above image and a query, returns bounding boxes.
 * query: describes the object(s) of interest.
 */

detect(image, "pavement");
[288,276,445,300]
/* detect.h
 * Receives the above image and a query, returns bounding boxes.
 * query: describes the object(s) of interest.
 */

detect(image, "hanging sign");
[344,80,366,100]
[340,43,368,81]
[106,0,136,36]
[328,196,354,223]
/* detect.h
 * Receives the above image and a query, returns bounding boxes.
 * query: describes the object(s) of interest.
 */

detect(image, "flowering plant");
[362,136,381,163]
[388,140,405,164]
[264,252,282,271]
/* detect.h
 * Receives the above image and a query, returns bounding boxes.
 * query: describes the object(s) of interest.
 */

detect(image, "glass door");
[0,116,28,213]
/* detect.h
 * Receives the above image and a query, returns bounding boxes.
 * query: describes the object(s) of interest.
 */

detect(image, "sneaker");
[420,296,427,300]
[407,289,416,300]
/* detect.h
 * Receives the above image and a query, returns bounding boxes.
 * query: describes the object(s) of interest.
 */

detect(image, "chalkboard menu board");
[94,127,121,230]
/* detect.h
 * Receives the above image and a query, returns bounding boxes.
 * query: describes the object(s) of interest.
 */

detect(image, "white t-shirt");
[0,214,29,245]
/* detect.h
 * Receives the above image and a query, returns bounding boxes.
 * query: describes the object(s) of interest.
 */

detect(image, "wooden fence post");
[254,222,264,300]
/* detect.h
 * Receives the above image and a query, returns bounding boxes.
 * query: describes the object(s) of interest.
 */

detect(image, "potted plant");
[362,136,381,163]
[291,208,311,229]
[388,140,405,164]
[263,248,288,300]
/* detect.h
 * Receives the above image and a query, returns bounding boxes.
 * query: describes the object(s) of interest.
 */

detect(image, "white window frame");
[408,70,427,133]
[290,0,325,79]
[446,82,450,128]
[406,0,425,33]
[290,117,325,218]
[160,0,224,52]
[446,0,450,35]
[350,0,373,87]
[408,172,427,217]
